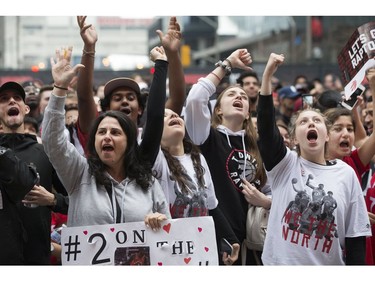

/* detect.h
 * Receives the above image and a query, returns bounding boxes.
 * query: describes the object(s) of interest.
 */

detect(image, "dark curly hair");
[86,110,153,191]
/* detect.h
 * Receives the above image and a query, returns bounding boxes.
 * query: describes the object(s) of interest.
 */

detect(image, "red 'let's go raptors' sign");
[337,21,375,99]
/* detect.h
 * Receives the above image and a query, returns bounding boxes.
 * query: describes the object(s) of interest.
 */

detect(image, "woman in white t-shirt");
[255,52,371,265]
[153,108,240,265]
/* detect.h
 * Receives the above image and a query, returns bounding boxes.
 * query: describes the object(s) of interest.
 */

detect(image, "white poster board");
[60,216,218,266]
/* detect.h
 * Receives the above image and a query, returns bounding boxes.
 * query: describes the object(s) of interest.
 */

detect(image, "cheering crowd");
[0,16,374,265]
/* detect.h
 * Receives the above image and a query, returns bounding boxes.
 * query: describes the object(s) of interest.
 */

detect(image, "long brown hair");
[211,85,267,188]
[161,138,206,194]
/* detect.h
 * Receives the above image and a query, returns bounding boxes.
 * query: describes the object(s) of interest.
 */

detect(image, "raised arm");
[357,68,375,166]
[42,47,85,196]
[76,16,98,134]
[184,49,252,144]
[259,53,284,97]
[51,47,85,97]
[257,53,286,171]
[156,16,185,115]
[138,46,168,165]
[353,96,368,148]
[208,49,252,87]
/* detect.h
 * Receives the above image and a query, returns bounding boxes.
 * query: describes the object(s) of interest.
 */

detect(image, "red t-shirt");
[343,149,373,265]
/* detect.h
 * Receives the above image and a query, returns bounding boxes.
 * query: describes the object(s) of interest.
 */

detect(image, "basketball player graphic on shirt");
[282,176,338,241]
[282,178,311,229]
[316,191,338,240]
[169,171,208,218]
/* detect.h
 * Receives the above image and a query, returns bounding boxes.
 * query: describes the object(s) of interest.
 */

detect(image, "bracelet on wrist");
[215,60,232,76]
[224,58,233,69]
[54,84,68,91]
[83,49,95,58]
[210,72,221,82]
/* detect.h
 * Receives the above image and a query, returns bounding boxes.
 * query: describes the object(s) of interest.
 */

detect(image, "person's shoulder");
[25,138,52,160]
[332,158,347,166]
[331,158,357,173]
[25,137,44,150]
[150,176,164,190]
[12,133,40,149]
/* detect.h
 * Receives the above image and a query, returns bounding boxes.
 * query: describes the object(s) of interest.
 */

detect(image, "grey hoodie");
[42,93,170,227]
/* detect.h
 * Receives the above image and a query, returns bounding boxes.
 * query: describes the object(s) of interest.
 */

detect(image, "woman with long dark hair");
[42,46,170,229]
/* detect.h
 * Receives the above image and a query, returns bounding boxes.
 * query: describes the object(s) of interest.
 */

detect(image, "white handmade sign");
[60,216,218,265]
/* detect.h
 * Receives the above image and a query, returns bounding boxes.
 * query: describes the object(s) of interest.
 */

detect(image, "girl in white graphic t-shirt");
[153,108,241,266]
[254,52,371,265]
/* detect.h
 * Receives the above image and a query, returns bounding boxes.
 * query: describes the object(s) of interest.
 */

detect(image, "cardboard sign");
[60,216,218,265]
[337,21,375,98]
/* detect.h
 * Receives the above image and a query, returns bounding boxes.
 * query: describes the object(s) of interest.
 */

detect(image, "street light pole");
[306,16,312,61]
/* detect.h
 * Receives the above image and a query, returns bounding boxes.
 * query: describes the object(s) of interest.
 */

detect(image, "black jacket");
[0,146,38,264]
[0,133,67,264]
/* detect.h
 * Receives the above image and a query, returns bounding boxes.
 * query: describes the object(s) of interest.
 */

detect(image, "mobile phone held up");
[220,238,233,256]
[302,94,313,108]
[341,84,366,110]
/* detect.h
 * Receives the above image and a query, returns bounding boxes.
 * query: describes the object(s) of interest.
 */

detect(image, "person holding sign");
[147,17,240,266]
[257,52,371,265]
[41,46,171,230]
[324,68,375,264]
[153,106,241,265]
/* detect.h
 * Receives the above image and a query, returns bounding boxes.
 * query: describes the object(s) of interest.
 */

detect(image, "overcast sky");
[4,0,370,17]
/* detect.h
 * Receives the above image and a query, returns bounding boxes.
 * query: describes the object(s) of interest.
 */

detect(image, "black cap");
[0,82,26,101]
[315,90,343,112]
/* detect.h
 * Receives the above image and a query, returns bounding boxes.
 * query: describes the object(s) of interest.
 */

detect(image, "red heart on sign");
[163,223,171,233]
[83,230,88,235]
[157,262,163,266]
[204,247,209,252]
[198,227,202,232]
[184,257,191,264]
[110,228,115,232]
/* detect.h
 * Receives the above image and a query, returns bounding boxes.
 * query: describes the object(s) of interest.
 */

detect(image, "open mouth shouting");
[233,100,243,109]
[307,129,318,144]
[102,144,114,153]
[7,107,20,117]
[168,118,182,127]
[339,139,351,152]
[120,107,131,115]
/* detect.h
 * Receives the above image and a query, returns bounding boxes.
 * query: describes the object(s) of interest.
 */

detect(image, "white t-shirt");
[153,149,218,218]
[64,127,84,156]
[262,148,371,265]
